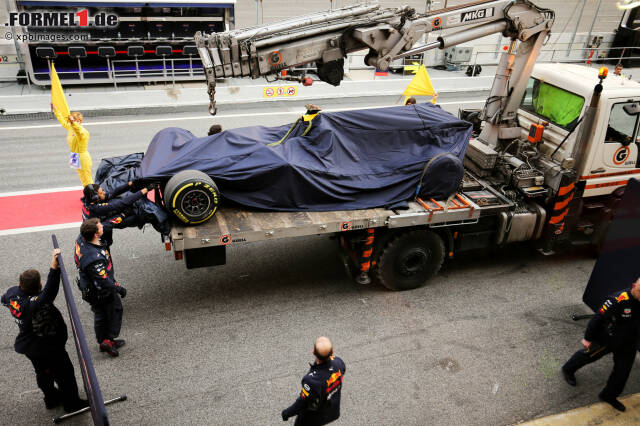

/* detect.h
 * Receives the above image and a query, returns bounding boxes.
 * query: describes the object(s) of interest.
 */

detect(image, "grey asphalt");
[4,228,640,425]
[2,98,639,425]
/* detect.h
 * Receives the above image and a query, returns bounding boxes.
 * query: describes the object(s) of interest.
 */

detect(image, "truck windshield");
[520,78,585,129]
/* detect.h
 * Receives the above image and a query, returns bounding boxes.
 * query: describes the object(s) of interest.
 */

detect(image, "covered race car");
[138,103,472,225]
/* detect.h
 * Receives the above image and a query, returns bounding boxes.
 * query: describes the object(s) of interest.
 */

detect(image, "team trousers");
[563,340,637,398]
[91,294,123,344]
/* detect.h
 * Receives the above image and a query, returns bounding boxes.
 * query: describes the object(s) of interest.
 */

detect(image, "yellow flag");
[403,61,421,73]
[403,64,437,104]
[50,63,70,116]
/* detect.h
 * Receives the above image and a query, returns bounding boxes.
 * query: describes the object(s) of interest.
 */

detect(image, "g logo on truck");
[613,146,630,165]
[268,51,282,66]
[219,234,231,245]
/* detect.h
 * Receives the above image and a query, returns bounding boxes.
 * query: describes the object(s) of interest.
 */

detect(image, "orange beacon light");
[598,67,608,79]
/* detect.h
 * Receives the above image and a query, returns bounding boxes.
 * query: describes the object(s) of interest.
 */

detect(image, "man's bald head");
[314,336,333,362]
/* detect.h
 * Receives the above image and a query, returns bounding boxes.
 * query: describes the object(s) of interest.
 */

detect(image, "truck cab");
[518,63,640,198]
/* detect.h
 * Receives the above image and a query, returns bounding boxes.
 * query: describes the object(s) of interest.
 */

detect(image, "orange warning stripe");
[584,179,629,190]
[359,228,375,273]
[549,209,568,224]
[553,193,574,211]
[580,169,640,180]
[557,183,575,196]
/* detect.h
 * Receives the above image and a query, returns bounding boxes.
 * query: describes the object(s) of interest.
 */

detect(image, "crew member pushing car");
[81,181,150,246]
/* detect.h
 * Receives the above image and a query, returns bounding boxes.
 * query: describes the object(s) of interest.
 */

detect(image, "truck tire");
[374,230,445,291]
[164,170,220,225]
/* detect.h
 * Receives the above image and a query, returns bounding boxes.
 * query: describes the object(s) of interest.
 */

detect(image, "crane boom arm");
[196,0,553,148]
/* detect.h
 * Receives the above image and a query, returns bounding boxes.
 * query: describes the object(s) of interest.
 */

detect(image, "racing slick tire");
[374,229,445,291]
[164,170,220,225]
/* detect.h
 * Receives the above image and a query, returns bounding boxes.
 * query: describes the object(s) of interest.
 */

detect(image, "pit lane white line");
[0,222,82,237]
[0,186,82,197]
[0,100,485,131]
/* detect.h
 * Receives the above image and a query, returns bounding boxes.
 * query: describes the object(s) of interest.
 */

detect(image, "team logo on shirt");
[326,371,342,399]
[93,263,108,278]
[599,299,612,314]
[326,372,342,392]
[74,242,83,262]
[617,292,629,302]
[9,300,22,318]
[300,383,310,398]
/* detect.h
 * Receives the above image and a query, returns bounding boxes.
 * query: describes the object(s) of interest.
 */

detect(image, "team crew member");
[405,97,417,105]
[562,277,640,412]
[613,64,625,77]
[51,104,93,187]
[208,124,223,136]
[282,336,346,425]
[74,218,127,357]
[81,182,150,246]
[1,249,88,412]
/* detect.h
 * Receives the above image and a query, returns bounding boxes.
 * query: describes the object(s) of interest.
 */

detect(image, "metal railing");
[0,59,32,91]
[111,57,205,86]
[344,45,640,73]
[1,44,637,91]
[469,45,639,70]
[25,56,204,88]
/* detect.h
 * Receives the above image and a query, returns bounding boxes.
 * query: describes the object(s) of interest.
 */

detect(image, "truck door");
[603,101,639,168]
[584,99,640,196]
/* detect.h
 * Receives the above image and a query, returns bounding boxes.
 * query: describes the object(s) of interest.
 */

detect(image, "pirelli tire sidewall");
[164,170,220,225]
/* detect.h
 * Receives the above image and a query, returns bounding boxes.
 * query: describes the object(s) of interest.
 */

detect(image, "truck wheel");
[164,170,220,225]
[374,230,445,291]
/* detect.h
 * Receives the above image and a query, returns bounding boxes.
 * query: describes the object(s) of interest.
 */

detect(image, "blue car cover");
[140,103,472,211]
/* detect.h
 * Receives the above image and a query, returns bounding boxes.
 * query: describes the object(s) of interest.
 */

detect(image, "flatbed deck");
[170,180,515,252]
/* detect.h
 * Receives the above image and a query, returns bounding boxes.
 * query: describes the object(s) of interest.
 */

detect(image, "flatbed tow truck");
[164,0,640,291]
